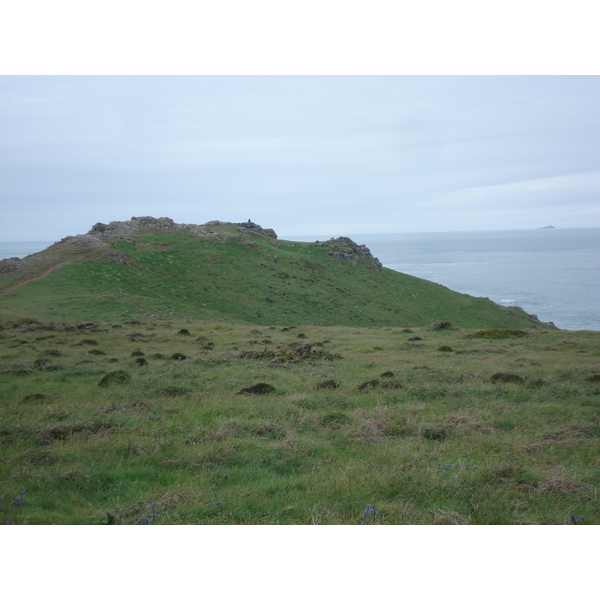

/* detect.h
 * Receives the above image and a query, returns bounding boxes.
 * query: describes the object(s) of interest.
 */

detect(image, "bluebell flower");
[215,502,222,506]
[570,515,576,523]
[153,514,161,519]
[360,505,380,523]
[361,445,366,450]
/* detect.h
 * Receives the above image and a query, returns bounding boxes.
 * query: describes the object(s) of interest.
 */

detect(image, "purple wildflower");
[360,505,380,524]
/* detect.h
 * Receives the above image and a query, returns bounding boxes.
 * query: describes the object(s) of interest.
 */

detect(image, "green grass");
[0,226,548,329]
[1,318,598,525]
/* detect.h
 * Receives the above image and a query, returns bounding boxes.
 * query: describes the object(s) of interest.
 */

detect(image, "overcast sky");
[1,75,599,241]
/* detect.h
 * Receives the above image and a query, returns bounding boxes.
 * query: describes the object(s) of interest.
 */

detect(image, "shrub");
[98,370,131,387]
[466,329,527,339]
[238,383,275,395]
[21,393,56,405]
[356,379,380,391]
[431,321,454,330]
[163,386,192,397]
[177,328,192,336]
[316,379,340,390]
[130,349,145,357]
[490,373,525,384]
[171,353,187,361]
[422,425,449,441]
[33,358,50,370]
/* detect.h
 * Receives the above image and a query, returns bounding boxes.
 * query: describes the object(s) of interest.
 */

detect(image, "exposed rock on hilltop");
[314,237,383,271]
[85,216,278,241]
[0,257,23,274]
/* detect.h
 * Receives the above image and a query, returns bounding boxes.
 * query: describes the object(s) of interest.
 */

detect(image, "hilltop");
[0,216,552,329]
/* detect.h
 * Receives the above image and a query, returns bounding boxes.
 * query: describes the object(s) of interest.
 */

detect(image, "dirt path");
[0,259,78,297]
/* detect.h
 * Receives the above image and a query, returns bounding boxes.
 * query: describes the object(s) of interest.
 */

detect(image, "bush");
[98,370,131,387]
[466,329,527,339]
[163,386,192,397]
[316,379,340,389]
[490,373,524,384]
[238,383,275,395]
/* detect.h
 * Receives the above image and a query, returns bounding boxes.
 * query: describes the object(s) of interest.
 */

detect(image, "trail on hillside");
[0,259,78,296]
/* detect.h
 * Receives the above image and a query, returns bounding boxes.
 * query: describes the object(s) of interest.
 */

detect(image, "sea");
[1,228,599,331]
[288,228,600,332]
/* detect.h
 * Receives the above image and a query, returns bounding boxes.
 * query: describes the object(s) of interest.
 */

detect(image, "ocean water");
[290,228,600,332]
[0,242,53,260]
[2,230,599,331]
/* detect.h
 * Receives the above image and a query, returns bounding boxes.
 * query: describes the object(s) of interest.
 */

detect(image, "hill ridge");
[0,217,555,329]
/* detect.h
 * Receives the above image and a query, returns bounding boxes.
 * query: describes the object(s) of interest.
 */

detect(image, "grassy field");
[1,317,598,525]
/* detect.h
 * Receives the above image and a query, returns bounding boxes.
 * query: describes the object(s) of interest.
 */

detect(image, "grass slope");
[1,225,548,329]
[1,318,598,525]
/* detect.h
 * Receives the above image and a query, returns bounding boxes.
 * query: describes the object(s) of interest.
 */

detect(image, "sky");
[1,75,599,241]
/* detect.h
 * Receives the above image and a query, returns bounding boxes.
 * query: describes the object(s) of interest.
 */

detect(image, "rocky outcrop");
[313,237,382,271]
[236,221,278,239]
[0,257,22,274]
[86,216,278,241]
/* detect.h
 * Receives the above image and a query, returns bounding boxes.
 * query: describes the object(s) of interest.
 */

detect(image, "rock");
[236,221,278,238]
[0,257,22,273]
[313,237,382,271]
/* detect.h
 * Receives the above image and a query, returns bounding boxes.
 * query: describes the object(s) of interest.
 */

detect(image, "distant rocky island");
[539,225,556,229]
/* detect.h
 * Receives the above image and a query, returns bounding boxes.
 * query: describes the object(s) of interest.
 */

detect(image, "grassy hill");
[0,217,550,329]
